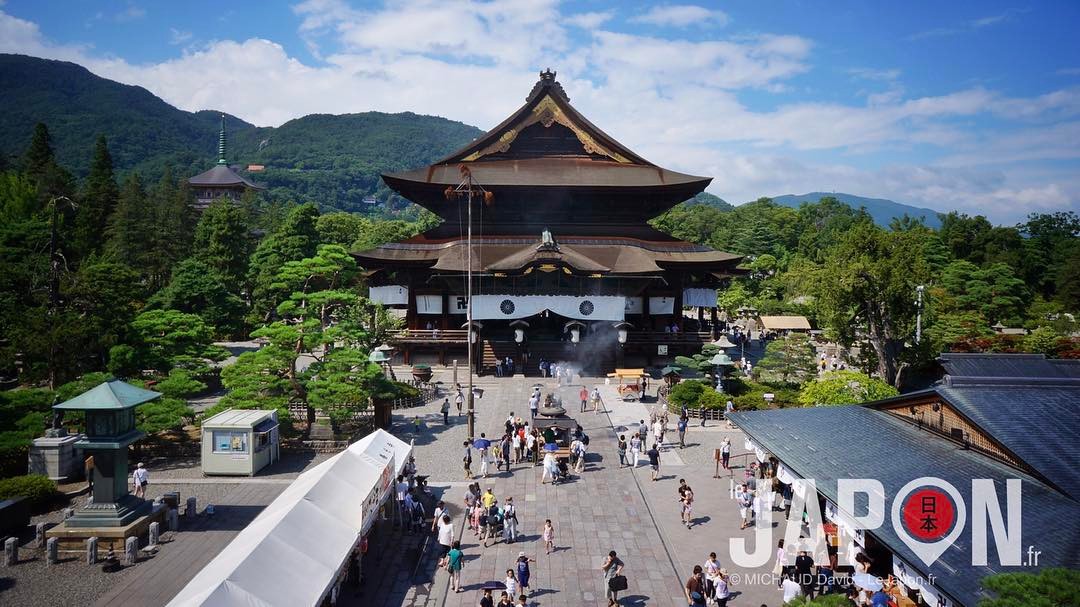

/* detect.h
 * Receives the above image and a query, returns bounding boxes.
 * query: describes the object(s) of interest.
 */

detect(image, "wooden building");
[355,70,745,374]
[188,114,264,211]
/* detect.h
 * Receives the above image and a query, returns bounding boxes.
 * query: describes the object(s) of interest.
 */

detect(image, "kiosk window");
[213,431,248,453]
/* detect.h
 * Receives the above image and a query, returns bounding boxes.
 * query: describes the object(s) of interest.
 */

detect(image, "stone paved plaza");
[368,368,787,607]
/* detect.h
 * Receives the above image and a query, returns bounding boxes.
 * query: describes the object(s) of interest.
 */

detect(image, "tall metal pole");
[466,175,475,440]
[915,285,925,345]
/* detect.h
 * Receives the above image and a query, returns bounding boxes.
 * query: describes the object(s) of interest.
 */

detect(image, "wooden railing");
[389,329,469,343]
[626,331,713,343]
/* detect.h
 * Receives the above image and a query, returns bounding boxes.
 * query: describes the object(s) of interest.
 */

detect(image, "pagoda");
[356,70,744,374]
[188,114,264,211]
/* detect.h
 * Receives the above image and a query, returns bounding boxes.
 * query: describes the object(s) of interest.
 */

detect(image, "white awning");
[648,296,674,315]
[416,294,443,314]
[167,430,412,607]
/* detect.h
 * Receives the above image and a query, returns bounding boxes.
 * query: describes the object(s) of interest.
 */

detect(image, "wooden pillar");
[710,306,719,339]
[673,275,684,331]
[642,288,652,366]
[405,287,417,330]
[441,291,449,330]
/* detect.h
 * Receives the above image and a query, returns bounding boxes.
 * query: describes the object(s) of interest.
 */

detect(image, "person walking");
[647,443,661,481]
[580,385,589,413]
[601,550,625,606]
[503,497,518,543]
[677,415,688,449]
[714,569,731,607]
[132,462,149,499]
[720,438,731,470]
[441,398,451,424]
[480,588,495,607]
[515,552,535,597]
[574,435,588,473]
[498,433,510,472]
[446,541,464,593]
[478,434,491,478]
[463,441,474,480]
[685,565,707,607]
[455,390,465,416]
[504,569,518,599]
[738,485,753,530]
[542,519,555,554]
[630,433,643,468]
[529,392,539,421]
[703,553,721,603]
[541,451,557,484]
[652,418,664,450]
[680,483,695,528]
[638,419,649,444]
[436,514,454,566]
[512,429,523,464]
[617,435,628,467]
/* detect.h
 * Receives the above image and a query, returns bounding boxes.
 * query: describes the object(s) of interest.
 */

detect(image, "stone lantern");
[53,381,161,527]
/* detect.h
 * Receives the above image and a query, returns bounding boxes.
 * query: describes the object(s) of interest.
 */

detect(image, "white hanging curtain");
[682,288,718,308]
[449,295,468,314]
[416,295,443,314]
[624,297,643,314]
[472,295,625,321]
[369,285,408,306]
[649,296,674,314]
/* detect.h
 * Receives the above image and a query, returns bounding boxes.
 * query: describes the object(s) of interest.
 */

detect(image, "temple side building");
[355,70,745,374]
[188,115,264,211]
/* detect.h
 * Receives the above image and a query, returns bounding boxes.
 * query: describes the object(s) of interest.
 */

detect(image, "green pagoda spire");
[217,113,227,165]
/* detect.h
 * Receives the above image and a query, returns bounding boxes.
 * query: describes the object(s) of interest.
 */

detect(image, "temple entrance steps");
[480,340,616,376]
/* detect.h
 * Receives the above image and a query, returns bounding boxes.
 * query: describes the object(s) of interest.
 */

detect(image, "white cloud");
[169,28,192,45]
[565,10,614,29]
[630,4,729,28]
[0,3,1075,223]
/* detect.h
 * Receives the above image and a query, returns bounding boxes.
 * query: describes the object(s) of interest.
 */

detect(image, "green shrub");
[697,390,728,409]
[107,344,140,378]
[669,380,707,409]
[0,474,59,508]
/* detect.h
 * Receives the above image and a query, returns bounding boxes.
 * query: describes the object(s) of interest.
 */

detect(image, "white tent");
[167,429,412,607]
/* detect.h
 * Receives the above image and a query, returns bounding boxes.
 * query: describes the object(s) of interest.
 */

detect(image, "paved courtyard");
[369,369,789,607]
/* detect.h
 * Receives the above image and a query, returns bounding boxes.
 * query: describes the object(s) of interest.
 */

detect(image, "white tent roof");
[167,429,412,607]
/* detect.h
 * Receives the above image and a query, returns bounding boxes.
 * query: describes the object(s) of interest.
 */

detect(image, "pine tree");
[21,122,75,218]
[192,199,252,291]
[72,136,119,258]
[247,203,321,323]
[105,173,151,268]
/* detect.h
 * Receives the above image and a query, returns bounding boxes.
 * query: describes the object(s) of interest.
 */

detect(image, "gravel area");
[1,482,245,607]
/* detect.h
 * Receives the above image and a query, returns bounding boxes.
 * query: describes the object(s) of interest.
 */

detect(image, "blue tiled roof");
[728,406,1080,607]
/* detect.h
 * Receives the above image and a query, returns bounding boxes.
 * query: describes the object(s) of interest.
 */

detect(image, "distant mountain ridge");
[0,54,483,213]
[769,192,942,228]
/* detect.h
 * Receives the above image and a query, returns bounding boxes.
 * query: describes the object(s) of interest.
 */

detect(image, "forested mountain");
[0,54,482,213]
[770,192,943,228]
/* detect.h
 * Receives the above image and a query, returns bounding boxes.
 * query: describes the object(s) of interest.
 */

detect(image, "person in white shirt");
[436,514,454,567]
[395,476,409,526]
[132,462,149,499]
[781,575,802,602]
[503,497,518,543]
[652,419,664,448]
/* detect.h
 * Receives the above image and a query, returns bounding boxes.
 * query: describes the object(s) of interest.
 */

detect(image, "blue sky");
[2,0,1078,223]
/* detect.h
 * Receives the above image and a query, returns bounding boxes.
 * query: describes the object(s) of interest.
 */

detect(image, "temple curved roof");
[189,164,264,189]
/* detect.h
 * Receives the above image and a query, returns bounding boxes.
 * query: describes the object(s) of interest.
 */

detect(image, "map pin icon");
[890,477,966,567]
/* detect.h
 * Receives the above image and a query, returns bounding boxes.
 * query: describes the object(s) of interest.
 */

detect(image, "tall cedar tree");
[22,122,75,216]
[247,203,320,323]
[72,136,118,258]
[145,168,194,290]
[192,199,251,291]
[105,173,151,269]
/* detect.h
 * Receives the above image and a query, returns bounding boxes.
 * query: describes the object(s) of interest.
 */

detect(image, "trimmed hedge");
[0,474,59,508]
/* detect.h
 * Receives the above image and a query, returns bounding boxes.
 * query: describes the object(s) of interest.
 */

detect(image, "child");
[504,568,518,598]
[542,519,555,554]
[413,415,422,432]
[516,594,528,606]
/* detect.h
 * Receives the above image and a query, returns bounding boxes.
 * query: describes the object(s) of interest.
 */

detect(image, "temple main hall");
[355,70,744,375]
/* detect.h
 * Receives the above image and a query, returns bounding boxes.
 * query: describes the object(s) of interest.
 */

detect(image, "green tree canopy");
[192,199,252,289]
[797,370,898,407]
[149,258,246,336]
